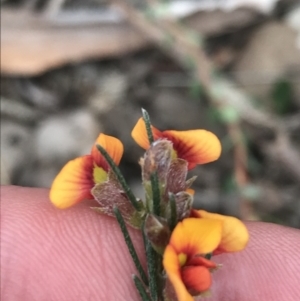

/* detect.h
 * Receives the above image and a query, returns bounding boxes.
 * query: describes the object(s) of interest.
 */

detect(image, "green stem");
[142,226,159,301]
[114,207,148,285]
[133,275,152,301]
[146,238,159,301]
[142,108,154,144]
[169,193,177,231]
[150,172,160,216]
[96,144,140,211]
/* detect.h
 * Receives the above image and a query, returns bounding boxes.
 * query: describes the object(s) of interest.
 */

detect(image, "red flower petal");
[187,256,217,269]
[181,266,212,292]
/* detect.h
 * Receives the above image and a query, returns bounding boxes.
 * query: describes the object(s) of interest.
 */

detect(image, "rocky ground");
[1,0,300,228]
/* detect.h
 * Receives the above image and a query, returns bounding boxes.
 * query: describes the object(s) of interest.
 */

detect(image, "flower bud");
[141,139,172,185]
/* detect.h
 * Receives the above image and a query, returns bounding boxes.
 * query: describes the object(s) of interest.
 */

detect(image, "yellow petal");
[93,166,108,184]
[163,245,194,301]
[193,210,249,253]
[131,117,163,149]
[163,130,221,169]
[91,133,124,170]
[170,218,223,256]
[50,156,94,209]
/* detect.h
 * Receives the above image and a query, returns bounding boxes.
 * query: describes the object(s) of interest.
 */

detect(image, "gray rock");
[34,109,101,165]
[0,119,34,180]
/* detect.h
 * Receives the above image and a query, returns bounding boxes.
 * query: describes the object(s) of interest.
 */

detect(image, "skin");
[1,186,300,301]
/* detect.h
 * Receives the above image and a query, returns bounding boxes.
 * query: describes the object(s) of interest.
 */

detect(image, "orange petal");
[181,266,212,292]
[50,155,94,209]
[169,218,223,256]
[192,210,249,254]
[163,245,194,301]
[131,117,163,149]
[186,188,195,196]
[91,133,124,170]
[162,130,221,169]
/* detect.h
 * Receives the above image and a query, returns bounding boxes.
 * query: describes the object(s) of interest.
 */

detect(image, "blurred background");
[1,0,300,227]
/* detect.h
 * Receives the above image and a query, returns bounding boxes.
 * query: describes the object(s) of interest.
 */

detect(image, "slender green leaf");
[142,225,160,301]
[150,172,160,216]
[168,193,177,231]
[133,275,152,301]
[142,108,154,144]
[145,237,159,301]
[114,207,148,285]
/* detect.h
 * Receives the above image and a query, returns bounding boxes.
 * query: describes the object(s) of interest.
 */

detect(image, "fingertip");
[2,187,300,301]
[1,186,144,301]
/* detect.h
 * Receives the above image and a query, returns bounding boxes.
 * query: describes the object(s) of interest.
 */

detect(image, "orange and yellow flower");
[50,134,123,209]
[131,118,221,170]
[163,211,249,300]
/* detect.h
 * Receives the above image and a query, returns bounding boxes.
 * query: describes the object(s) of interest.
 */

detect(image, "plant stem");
[150,172,160,216]
[169,193,177,231]
[145,236,159,301]
[133,275,152,301]
[114,207,148,285]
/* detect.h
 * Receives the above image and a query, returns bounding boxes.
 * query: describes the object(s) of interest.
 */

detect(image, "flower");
[163,211,249,300]
[50,134,123,209]
[131,118,222,170]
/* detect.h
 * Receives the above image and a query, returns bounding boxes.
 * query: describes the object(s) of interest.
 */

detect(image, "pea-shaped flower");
[50,134,123,209]
[163,211,249,300]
